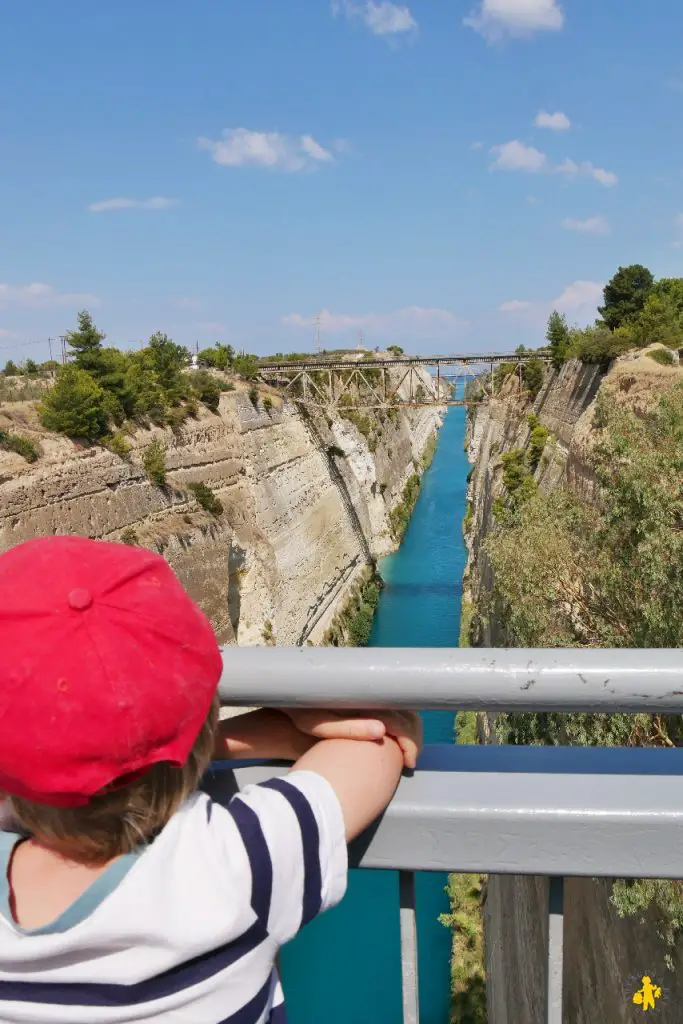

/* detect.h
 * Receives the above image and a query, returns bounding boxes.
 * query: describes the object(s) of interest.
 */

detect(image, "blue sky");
[2,0,683,361]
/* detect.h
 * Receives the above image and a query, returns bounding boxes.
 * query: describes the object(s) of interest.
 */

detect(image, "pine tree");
[38,366,108,440]
[66,311,106,375]
[546,310,570,369]
[3,360,18,376]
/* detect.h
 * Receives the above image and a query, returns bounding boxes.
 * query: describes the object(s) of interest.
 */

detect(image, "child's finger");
[309,717,386,740]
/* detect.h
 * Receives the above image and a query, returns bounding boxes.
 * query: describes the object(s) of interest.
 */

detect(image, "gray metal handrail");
[213,647,683,1024]
[219,646,683,712]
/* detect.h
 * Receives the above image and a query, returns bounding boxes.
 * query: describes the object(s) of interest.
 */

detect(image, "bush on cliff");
[39,365,109,440]
[142,438,167,487]
[0,430,39,463]
[187,481,223,516]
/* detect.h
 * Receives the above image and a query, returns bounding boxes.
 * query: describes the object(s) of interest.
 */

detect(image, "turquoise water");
[281,405,469,1023]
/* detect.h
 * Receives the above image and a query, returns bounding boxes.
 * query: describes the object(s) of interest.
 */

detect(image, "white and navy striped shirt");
[0,771,347,1023]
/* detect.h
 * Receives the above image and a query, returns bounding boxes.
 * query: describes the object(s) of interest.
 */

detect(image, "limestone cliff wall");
[463,352,683,1022]
[0,370,442,648]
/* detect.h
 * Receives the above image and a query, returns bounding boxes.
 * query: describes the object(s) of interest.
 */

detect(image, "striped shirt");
[0,771,347,1023]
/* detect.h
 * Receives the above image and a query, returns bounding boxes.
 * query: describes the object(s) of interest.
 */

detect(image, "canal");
[281,403,469,1022]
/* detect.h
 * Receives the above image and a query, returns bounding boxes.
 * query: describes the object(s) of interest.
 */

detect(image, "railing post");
[399,870,420,1024]
[545,876,565,1023]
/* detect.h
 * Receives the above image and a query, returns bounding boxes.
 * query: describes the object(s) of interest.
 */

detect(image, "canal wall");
[0,366,442,647]
[463,352,683,1022]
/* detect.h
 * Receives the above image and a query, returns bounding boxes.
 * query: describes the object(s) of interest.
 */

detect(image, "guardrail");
[208,648,683,1024]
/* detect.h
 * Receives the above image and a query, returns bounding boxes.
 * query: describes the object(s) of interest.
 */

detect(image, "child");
[0,536,421,1023]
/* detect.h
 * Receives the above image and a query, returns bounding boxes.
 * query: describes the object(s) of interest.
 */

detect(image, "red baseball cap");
[0,536,223,807]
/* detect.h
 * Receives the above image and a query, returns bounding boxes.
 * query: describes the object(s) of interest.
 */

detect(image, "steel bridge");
[257,352,547,410]
[209,647,683,1024]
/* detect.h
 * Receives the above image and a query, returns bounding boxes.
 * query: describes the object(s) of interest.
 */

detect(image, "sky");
[2,0,683,362]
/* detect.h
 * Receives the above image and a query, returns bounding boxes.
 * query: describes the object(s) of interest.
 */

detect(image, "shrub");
[248,385,259,408]
[39,365,109,440]
[0,430,39,463]
[648,347,675,366]
[262,620,274,644]
[188,481,223,516]
[103,431,131,460]
[262,395,273,414]
[527,425,549,471]
[522,357,544,399]
[191,370,222,412]
[142,438,167,486]
[327,444,346,458]
[120,527,138,546]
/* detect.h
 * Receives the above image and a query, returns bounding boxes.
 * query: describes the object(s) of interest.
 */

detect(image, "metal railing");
[208,648,683,1024]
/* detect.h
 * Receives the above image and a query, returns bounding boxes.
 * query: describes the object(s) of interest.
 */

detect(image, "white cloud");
[553,280,603,313]
[465,0,563,42]
[283,306,467,337]
[470,140,484,151]
[498,280,603,325]
[535,110,571,131]
[491,140,548,172]
[332,1,418,37]
[490,141,618,187]
[0,329,16,338]
[0,283,100,309]
[88,196,177,213]
[561,215,610,235]
[554,159,618,187]
[197,128,334,172]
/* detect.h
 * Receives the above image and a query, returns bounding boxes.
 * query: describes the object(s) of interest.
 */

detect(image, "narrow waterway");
[282,404,469,1023]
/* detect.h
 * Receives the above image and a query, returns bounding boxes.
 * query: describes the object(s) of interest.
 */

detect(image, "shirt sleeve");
[223,770,348,946]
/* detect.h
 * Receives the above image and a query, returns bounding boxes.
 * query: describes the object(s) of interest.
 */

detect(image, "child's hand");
[282,709,423,770]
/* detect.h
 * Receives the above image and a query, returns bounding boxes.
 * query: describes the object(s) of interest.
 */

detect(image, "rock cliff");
[0,370,442,648]
[463,351,683,1022]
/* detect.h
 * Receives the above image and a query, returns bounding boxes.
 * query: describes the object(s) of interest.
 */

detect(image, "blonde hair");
[10,693,220,866]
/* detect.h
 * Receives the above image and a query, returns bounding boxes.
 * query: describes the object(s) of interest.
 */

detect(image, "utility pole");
[47,337,53,364]
[60,336,67,365]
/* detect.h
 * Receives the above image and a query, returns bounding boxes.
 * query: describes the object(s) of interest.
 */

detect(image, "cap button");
[68,588,93,611]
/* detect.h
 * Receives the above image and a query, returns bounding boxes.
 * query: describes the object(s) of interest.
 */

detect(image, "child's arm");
[214,708,421,770]
[290,713,422,842]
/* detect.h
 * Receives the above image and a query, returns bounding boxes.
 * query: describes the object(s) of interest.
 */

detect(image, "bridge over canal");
[257,351,549,410]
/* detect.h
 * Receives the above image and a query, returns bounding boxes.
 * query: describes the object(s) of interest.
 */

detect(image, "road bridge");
[257,351,548,410]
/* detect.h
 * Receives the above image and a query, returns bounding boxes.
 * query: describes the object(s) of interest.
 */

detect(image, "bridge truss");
[257,352,547,411]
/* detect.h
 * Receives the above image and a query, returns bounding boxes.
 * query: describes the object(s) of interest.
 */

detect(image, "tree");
[598,265,654,330]
[125,351,167,423]
[146,332,189,403]
[522,357,544,398]
[38,366,108,440]
[66,310,106,374]
[142,438,167,486]
[3,360,18,376]
[199,343,234,370]
[546,311,570,369]
[388,345,404,357]
[628,277,683,349]
[233,353,259,379]
[23,358,39,375]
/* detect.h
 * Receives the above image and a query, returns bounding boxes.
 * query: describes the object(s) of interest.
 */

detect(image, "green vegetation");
[522,357,544,399]
[459,597,475,648]
[462,502,474,536]
[546,263,683,369]
[248,385,259,408]
[388,345,404,357]
[120,527,139,546]
[262,620,274,645]
[323,568,382,647]
[648,347,676,366]
[388,472,421,540]
[187,481,223,516]
[38,365,109,440]
[103,431,131,460]
[0,430,39,463]
[527,423,549,471]
[142,438,167,487]
[484,383,683,945]
[31,311,248,442]
[262,395,273,413]
[3,360,19,377]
